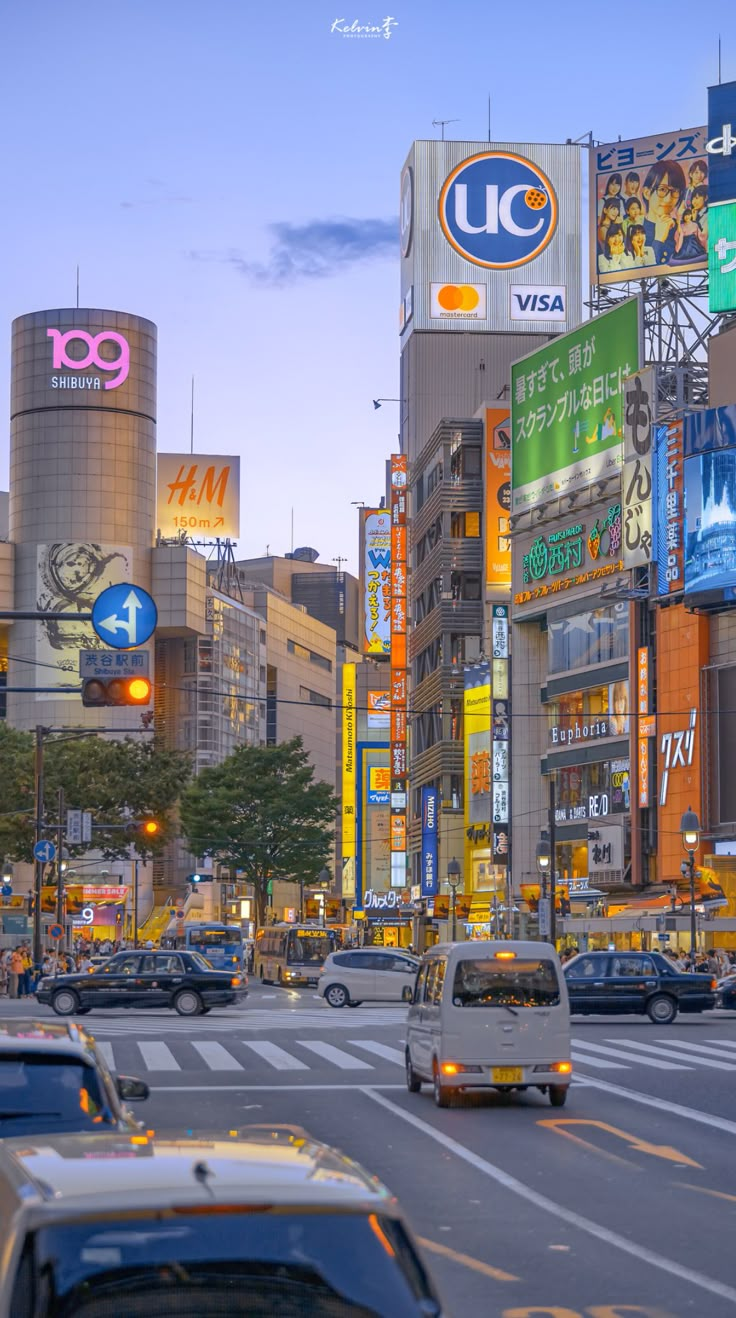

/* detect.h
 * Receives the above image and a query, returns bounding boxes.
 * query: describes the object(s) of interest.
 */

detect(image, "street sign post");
[538,896,551,938]
[33,840,56,865]
[1,885,12,899]
[91,585,157,650]
[49,924,63,940]
[79,649,151,678]
[82,811,92,844]
[66,810,82,845]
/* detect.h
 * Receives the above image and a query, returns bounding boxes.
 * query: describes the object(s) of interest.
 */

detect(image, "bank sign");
[399,140,582,336]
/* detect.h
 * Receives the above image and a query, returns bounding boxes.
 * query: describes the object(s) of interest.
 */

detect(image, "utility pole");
[133,857,139,948]
[549,778,557,948]
[32,726,47,966]
[56,786,65,931]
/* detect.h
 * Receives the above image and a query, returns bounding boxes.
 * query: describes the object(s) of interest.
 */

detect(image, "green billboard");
[709,201,736,314]
[511,297,640,513]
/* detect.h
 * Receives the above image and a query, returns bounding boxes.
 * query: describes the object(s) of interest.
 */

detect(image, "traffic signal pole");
[56,786,65,933]
[32,725,46,967]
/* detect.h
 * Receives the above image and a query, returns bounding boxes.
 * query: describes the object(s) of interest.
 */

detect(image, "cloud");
[189,216,397,285]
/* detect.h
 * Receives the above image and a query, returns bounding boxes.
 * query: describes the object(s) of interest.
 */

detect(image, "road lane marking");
[570,1050,629,1070]
[610,1038,736,1070]
[191,1042,244,1071]
[299,1041,374,1069]
[240,1041,308,1071]
[538,1119,702,1168]
[416,1236,518,1282]
[363,1089,736,1305]
[570,1040,689,1070]
[573,1075,736,1135]
[97,1042,115,1070]
[348,1040,405,1065]
[674,1182,736,1205]
[705,1037,736,1050]
[149,1083,406,1091]
[138,1042,180,1071]
[649,1038,736,1067]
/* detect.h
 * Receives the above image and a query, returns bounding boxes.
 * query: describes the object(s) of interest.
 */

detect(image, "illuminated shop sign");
[553,758,630,823]
[48,328,130,391]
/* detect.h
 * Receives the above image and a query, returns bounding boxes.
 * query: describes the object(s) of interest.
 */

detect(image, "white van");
[405,940,571,1108]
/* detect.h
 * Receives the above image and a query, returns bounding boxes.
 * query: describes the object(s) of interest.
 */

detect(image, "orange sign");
[484,408,511,588]
[471,749,491,795]
[639,715,656,738]
[656,604,708,878]
[637,647,649,715]
[638,737,649,808]
[156,454,240,537]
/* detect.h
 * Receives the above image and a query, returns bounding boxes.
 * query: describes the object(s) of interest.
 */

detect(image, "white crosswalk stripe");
[642,1038,736,1069]
[97,1042,115,1070]
[190,1041,244,1071]
[240,1041,308,1071]
[298,1041,374,1069]
[348,1040,405,1066]
[570,1039,689,1070]
[571,1050,628,1070]
[138,1042,180,1071]
[705,1038,736,1051]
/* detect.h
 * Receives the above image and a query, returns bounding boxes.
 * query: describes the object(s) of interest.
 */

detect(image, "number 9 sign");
[81,906,94,925]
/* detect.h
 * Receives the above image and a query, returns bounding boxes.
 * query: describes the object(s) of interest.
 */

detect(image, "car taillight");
[231,977,241,987]
[711,978,718,990]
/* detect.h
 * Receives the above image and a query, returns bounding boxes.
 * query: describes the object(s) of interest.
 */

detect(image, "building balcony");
[410,601,484,661]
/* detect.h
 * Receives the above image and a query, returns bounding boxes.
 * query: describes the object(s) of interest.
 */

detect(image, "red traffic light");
[82,676,152,707]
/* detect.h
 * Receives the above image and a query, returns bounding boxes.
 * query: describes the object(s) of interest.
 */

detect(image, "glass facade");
[547,602,628,674]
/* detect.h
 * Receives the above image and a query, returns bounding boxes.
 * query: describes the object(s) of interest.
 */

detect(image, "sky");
[0,1,731,574]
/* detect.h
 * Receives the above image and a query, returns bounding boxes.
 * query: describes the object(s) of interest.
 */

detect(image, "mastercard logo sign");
[430,282,487,320]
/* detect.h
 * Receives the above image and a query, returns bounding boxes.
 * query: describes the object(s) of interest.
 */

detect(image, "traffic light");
[82,675,152,707]
[141,819,159,838]
[188,872,214,884]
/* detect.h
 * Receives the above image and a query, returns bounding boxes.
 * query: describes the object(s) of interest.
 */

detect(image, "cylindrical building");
[8,308,157,730]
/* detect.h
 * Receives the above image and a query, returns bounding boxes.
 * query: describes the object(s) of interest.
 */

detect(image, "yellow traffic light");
[142,820,159,837]
[81,675,152,707]
[128,677,152,703]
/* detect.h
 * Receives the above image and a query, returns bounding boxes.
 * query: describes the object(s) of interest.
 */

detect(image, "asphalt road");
[6,983,736,1316]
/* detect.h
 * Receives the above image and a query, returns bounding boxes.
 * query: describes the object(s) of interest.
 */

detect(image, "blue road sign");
[49,923,63,939]
[91,584,158,650]
[33,839,57,864]
[1,885,12,898]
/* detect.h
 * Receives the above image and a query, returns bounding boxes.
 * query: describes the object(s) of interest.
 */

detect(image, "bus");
[164,922,244,971]
[254,924,338,986]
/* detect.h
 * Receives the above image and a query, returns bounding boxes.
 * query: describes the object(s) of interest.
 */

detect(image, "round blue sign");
[439,150,558,270]
[92,583,158,650]
[1,885,12,898]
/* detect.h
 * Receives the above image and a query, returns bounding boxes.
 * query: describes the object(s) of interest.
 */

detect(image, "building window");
[300,685,332,709]
[548,603,628,675]
[288,639,332,672]
[260,629,267,645]
[450,511,481,538]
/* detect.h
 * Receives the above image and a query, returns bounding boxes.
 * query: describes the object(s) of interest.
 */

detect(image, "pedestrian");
[8,948,23,999]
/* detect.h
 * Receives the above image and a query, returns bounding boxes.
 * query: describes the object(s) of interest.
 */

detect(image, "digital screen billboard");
[708,81,736,206]
[361,509,391,655]
[511,297,640,512]
[590,128,708,285]
[684,405,736,598]
[709,201,736,312]
[484,408,511,589]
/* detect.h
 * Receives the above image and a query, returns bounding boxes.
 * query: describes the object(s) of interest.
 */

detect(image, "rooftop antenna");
[432,118,459,142]
[291,507,294,555]
[333,555,347,576]
[190,376,195,454]
[75,265,80,309]
[487,95,491,143]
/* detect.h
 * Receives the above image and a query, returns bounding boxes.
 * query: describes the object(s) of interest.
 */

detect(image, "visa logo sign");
[509,284,566,322]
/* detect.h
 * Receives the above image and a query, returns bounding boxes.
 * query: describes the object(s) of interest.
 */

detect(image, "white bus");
[254,924,338,986]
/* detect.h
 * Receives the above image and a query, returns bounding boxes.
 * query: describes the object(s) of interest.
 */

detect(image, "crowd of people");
[595,158,709,276]
[0,936,131,996]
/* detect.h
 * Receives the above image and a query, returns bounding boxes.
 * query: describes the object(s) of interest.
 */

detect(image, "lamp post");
[318,868,330,927]
[447,857,461,942]
[680,806,700,961]
[536,830,552,942]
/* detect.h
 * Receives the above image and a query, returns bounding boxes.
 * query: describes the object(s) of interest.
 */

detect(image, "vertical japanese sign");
[390,454,408,889]
[421,787,439,897]
[655,420,684,594]
[484,409,511,589]
[342,664,356,897]
[464,662,491,884]
[637,646,650,809]
[491,606,510,866]
[622,369,654,568]
[361,510,391,655]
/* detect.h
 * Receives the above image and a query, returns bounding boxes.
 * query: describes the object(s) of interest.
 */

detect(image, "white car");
[318,949,419,1008]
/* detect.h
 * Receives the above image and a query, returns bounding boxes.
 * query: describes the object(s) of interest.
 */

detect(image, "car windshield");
[288,932,336,965]
[21,1212,439,1317]
[187,951,214,971]
[0,1057,114,1135]
[190,930,240,949]
[452,958,561,1008]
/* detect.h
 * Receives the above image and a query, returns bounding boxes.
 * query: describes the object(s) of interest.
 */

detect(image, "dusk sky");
[0,2,729,572]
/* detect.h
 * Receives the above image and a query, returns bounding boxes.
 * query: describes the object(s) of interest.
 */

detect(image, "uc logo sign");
[47,329,130,389]
[439,150,557,269]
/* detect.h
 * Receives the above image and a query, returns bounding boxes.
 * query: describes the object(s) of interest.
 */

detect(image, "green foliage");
[179,737,336,924]
[0,725,191,863]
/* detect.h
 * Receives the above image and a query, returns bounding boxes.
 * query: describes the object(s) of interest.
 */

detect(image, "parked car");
[406,941,572,1108]
[0,1021,148,1137]
[36,949,247,1017]
[0,1127,445,1318]
[564,950,716,1023]
[715,972,736,1010]
[318,948,419,1007]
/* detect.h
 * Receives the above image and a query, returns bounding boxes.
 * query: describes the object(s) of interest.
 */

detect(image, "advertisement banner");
[587,825,624,883]
[156,454,240,538]
[342,664,356,861]
[484,410,511,589]
[708,201,736,312]
[708,81,736,206]
[622,369,655,568]
[511,297,640,512]
[421,787,439,897]
[590,128,708,285]
[514,502,624,608]
[36,543,132,699]
[683,410,736,598]
[367,690,390,729]
[655,420,684,595]
[464,664,491,828]
[390,454,408,883]
[361,510,391,655]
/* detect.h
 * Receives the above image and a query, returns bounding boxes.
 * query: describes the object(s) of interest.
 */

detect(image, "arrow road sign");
[34,840,57,864]
[91,584,158,650]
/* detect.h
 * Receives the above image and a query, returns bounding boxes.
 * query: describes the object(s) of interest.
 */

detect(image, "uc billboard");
[400,140,582,337]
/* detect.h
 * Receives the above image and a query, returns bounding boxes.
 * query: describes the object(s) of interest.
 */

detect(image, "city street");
[7,982,736,1316]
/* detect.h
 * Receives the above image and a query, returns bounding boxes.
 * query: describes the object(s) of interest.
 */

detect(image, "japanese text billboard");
[511,297,640,512]
[654,419,684,596]
[590,128,708,285]
[709,201,736,312]
[622,369,655,568]
[361,510,391,655]
[156,454,240,538]
[389,454,408,888]
[421,787,439,898]
[683,405,736,598]
[484,409,511,589]
[342,664,356,864]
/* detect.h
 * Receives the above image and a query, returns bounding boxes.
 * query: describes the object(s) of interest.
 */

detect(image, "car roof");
[0,1021,97,1056]
[0,1128,396,1216]
[421,939,561,962]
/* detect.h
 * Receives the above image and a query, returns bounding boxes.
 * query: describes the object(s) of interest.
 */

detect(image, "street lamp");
[318,868,330,927]
[536,830,554,944]
[680,806,700,961]
[447,858,461,942]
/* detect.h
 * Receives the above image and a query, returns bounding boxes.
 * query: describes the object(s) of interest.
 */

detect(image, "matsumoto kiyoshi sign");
[439,150,557,270]
[511,297,640,512]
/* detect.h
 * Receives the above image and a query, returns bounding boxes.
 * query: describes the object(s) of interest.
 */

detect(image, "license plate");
[492,1066,523,1084]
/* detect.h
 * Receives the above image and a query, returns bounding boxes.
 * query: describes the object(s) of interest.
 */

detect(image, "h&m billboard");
[400,140,582,337]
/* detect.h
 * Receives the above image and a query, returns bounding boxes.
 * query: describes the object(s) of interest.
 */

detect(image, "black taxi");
[36,950,247,1018]
[564,950,716,1023]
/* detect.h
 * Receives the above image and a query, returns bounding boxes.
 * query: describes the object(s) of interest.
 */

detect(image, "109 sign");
[439,150,558,269]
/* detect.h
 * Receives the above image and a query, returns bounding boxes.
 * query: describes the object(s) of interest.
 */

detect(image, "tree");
[0,725,192,863]
[179,737,337,927]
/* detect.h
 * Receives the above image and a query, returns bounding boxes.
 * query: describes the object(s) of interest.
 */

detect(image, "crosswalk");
[80,1008,409,1036]
[88,1031,736,1078]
